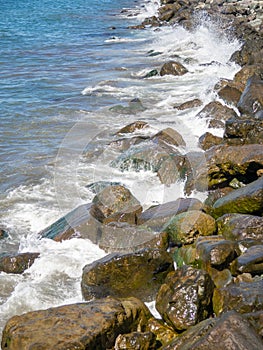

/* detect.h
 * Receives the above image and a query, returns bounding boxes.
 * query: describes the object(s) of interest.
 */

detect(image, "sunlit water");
[0,0,241,338]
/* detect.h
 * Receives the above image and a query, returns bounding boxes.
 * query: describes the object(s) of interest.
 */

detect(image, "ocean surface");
[0,0,241,339]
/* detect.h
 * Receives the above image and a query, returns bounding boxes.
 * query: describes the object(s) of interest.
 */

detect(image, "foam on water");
[0,0,242,339]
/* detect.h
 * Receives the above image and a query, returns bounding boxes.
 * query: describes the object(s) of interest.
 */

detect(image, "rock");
[115,331,157,350]
[230,245,263,276]
[110,99,146,115]
[147,318,178,347]
[210,268,233,289]
[173,245,199,269]
[188,144,263,193]
[81,248,173,302]
[244,311,263,338]
[217,82,242,105]
[98,222,169,253]
[161,311,263,350]
[144,69,159,78]
[198,132,223,150]
[151,127,186,147]
[40,203,101,242]
[196,236,238,272]
[0,252,40,274]
[237,76,263,118]
[109,135,150,152]
[162,210,216,246]
[156,266,214,331]
[90,185,142,224]
[174,98,202,110]
[204,187,234,208]
[86,180,121,194]
[213,279,263,316]
[196,101,237,123]
[224,117,263,145]
[213,176,263,218]
[0,228,8,240]
[1,297,151,350]
[160,61,188,76]
[233,64,263,90]
[137,198,204,231]
[217,213,263,241]
[116,121,149,134]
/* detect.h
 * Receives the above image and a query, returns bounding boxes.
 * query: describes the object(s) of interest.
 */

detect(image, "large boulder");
[198,132,223,150]
[162,210,216,246]
[161,311,263,350]
[217,213,263,241]
[137,198,204,231]
[1,297,151,350]
[156,266,214,331]
[81,248,173,302]
[0,252,40,274]
[212,176,263,218]
[196,101,237,123]
[213,279,263,316]
[151,127,186,148]
[224,117,263,145]
[160,61,188,76]
[230,245,263,276]
[90,185,142,224]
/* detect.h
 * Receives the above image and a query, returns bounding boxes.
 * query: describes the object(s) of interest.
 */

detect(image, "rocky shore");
[1,0,263,349]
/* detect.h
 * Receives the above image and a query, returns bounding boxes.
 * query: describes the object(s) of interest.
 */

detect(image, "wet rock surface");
[0,252,40,274]
[81,248,174,302]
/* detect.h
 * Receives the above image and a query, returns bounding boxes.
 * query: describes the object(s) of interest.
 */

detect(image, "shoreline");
[1,0,263,349]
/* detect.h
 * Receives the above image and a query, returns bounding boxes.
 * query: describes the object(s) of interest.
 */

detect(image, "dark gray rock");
[230,245,263,276]
[160,61,188,76]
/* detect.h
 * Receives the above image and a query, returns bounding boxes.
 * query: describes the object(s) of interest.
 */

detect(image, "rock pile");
[1,1,263,349]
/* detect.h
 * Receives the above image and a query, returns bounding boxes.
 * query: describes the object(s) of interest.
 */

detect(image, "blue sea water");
[0,0,242,338]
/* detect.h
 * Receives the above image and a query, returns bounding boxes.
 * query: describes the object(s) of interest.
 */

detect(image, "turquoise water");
[0,0,139,191]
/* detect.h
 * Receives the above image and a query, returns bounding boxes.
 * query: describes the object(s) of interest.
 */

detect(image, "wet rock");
[161,311,263,350]
[204,187,234,208]
[109,135,150,152]
[90,185,142,224]
[230,245,263,276]
[98,222,169,253]
[1,297,151,350]
[40,203,101,242]
[86,180,121,194]
[196,101,237,123]
[147,317,178,347]
[115,331,157,350]
[188,144,263,193]
[198,132,223,150]
[110,99,147,115]
[233,64,263,90]
[213,176,263,218]
[196,236,238,272]
[173,245,199,269]
[156,266,214,331]
[174,98,202,110]
[144,69,159,78]
[210,268,233,289]
[224,117,263,145]
[0,252,40,274]
[162,210,216,246]
[0,229,8,240]
[237,75,263,118]
[160,61,188,76]
[217,213,263,241]
[116,121,149,134]
[81,248,173,302]
[217,81,242,105]
[244,311,263,338]
[137,197,204,231]
[213,279,263,315]
[151,127,186,147]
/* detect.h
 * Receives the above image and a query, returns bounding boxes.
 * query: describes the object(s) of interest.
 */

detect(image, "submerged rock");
[81,248,173,302]
[0,252,40,274]
[156,266,214,331]
[1,297,151,350]
[110,99,147,115]
[161,311,263,350]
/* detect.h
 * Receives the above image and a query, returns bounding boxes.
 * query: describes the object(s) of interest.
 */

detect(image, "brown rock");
[224,117,263,145]
[115,331,157,350]
[156,266,214,331]
[198,132,223,150]
[1,297,151,350]
[151,127,186,147]
[90,185,142,224]
[116,121,149,134]
[81,248,173,302]
[230,245,263,276]
[160,61,188,76]
[196,101,237,122]
[237,76,263,118]
[0,252,40,274]
[217,82,242,105]
[174,98,202,110]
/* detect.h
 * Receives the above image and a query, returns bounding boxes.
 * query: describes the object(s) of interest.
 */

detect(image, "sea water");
[0,0,240,338]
